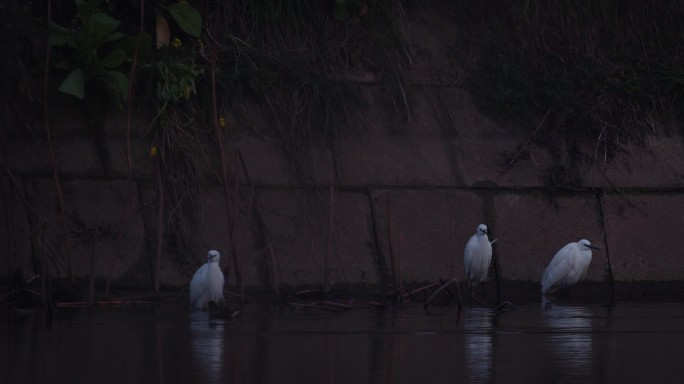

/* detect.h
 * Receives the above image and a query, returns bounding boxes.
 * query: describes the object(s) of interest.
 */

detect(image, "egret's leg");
[470,286,487,307]
[468,283,488,307]
[542,291,558,309]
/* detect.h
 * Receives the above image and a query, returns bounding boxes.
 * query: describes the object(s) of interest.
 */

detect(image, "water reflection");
[464,308,494,383]
[543,306,593,382]
[189,311,225,383]
[6,303,684,383]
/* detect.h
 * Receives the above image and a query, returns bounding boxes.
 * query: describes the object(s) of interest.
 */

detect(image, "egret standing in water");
[541,239,600,306]
[190,250,225,310]
[464,224,493,302]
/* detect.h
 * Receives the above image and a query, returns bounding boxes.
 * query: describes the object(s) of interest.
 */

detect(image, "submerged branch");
[424,277,462,311]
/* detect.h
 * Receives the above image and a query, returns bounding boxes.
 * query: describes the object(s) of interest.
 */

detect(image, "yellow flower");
[172,38,182,49]
[149,146,158,158]
[219,117,226,127]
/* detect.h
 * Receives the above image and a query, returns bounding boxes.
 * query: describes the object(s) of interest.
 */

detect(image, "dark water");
[2,300,684,383]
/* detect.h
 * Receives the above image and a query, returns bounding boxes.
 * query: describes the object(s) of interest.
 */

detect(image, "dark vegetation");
[464,1,684,175]
[2,0,684,309]
[0,0,407,308]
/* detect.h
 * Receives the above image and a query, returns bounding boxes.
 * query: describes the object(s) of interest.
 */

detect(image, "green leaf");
[109,33,152,59]
[49,21,76,35]
[90,12,121,41]
[101,49,126,68]
[167,1,202,37]
[49,22,76,46]
[49,34,70,47]
[58,68,85,99]
[333,1,349,21]
[102,31,127,44]
[107,70,129,100]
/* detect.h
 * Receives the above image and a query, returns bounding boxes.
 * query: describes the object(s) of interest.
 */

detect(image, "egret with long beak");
[541,239,600,306]
[464,224,493,302]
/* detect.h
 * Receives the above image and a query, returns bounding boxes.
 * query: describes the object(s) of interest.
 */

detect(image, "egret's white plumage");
[541,239,599,297]
[464,224,493,287]
[189,250,225,310]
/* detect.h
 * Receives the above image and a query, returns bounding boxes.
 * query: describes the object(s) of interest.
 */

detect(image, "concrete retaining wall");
[4,85,684,298]
[3,6,684,298]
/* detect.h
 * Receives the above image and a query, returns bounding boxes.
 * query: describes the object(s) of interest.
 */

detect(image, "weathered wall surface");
[3,7,684,298]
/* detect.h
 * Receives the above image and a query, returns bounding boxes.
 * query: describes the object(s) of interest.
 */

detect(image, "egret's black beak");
[585,244,601,250]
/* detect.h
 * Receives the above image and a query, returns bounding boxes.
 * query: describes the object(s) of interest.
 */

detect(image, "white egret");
[464,224,493,295]
[541,239,600,305]
[189,250,225,310]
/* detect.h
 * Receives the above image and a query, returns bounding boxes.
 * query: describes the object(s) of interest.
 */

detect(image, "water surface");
[2,301,684,383]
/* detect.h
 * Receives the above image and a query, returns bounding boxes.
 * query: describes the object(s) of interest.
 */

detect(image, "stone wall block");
[602,194,684,281]
[0,176,33,276]
[103,138,156,180]
[404,6,467,85]
[345,86,397,138]
[372,189,485,283]
[334,85,457,188]
[404,86,448,136]
[493,193,606,283]
[7,138,103,177]
[230,136,294,186]
[46,95,90,139]
[129,184,264,290]
[221,100,335,187]
[101,108,154,139]
[337,135,457,187]
[137,183,186,287]
[196,188,262,290]
[580,129,684,188]
[448,92,550,188]
[24,179,147,280]
[231,135,333,187]
[253,189,378,291]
